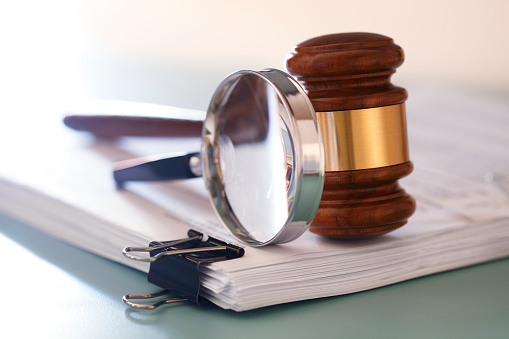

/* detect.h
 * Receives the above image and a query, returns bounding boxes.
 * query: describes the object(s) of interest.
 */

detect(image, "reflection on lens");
[216,74,294,243]
[202,69,324,246]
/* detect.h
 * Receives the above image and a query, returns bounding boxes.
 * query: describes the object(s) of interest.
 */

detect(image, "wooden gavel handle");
[63,101,204,138]
[64,114,203,138]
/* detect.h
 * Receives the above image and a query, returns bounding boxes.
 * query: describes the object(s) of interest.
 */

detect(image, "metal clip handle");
[123,290,188,309]
[122,229,244,309]
[124,245,232,262]
[122,234,203,262]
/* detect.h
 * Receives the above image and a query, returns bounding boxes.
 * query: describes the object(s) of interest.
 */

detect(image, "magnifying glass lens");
[203,70,323,246]
[214,74,294,243]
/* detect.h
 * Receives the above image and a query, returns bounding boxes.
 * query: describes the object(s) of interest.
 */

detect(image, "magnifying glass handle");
[63,100,205,138]
[114,152,202,186]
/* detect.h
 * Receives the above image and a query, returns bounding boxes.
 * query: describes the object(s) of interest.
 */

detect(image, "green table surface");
[1,212,508,339]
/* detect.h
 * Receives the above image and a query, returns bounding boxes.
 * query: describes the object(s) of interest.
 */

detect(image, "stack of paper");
[1,85,508,311]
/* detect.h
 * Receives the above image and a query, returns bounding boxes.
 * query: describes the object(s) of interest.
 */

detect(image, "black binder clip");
[122,229,244,309]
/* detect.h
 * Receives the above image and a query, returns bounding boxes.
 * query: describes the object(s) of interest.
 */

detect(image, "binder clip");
[122,229,244,309]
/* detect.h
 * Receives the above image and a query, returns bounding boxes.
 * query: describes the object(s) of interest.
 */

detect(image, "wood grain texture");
[286,32,415,239]
[310,162,416,239]
[63,115,203,138]
[286,32,407,111]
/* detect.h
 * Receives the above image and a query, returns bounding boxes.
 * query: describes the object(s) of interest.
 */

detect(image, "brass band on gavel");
[317,103,409,171]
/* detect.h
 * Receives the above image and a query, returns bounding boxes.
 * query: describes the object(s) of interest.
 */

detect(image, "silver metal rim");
[201,69,324,246]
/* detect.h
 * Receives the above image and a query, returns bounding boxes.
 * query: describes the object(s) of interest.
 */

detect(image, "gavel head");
[286,32,416,239]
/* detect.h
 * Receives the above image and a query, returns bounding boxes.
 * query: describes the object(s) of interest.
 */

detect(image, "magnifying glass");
[113,69,324,246]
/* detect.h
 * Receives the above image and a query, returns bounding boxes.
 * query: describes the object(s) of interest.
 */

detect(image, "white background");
[1,0,508,111]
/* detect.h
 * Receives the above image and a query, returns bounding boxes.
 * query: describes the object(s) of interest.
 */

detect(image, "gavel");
[65,32,416,241]
[286,32,416,239]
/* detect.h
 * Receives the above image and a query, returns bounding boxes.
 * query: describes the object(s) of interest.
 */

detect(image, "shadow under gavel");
[65,32,416,241]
